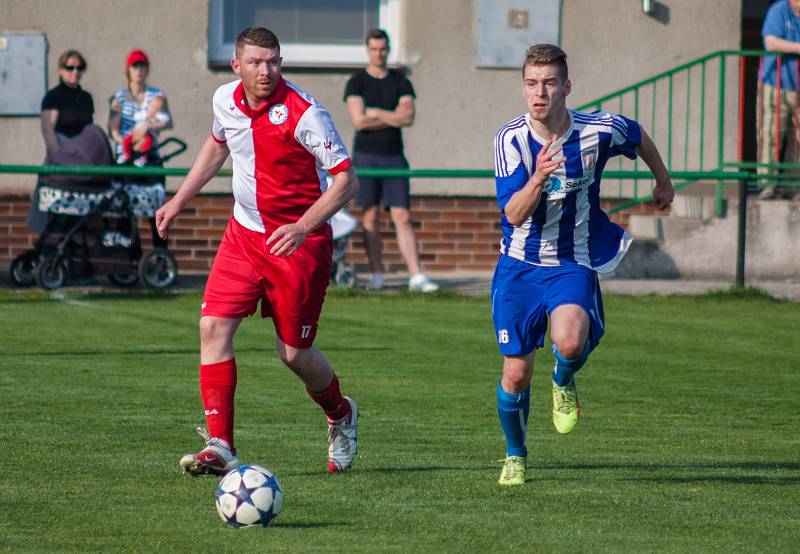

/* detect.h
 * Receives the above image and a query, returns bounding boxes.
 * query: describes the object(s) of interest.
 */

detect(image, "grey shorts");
[353,151,410,210]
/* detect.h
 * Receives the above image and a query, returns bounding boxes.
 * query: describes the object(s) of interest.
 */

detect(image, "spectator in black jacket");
[29,49,95,232]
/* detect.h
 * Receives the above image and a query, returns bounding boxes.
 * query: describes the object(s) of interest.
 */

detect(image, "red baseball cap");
[125,48,149,66]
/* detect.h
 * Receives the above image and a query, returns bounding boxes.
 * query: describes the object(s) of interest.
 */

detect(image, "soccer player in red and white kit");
[156,27,360,475]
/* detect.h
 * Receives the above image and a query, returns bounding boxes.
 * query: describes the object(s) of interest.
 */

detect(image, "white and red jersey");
[211,78,352,234]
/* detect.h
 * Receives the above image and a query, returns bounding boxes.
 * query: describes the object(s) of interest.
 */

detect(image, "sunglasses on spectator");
[62,65,86,72]
[130,62,148,68]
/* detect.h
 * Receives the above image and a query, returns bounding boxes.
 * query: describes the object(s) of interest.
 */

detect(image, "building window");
[208,0,401,67]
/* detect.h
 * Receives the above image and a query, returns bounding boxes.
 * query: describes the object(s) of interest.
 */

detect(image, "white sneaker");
[327,397,358,473]
[179,427,240,476]
[408,273,439,292]
[366,273,384,290]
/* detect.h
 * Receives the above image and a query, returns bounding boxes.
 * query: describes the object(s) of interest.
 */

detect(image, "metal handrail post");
[735,178,748,288]
[716,52,727,217]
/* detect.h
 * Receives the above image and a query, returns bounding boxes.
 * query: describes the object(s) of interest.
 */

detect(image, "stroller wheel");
[140,248,178,289]
[108,272,139,287]
[334,266,357,288]
[10,250,39,287]
[37,257,67,290]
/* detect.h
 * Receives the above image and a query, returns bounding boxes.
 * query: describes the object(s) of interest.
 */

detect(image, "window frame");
[208,0,401,68]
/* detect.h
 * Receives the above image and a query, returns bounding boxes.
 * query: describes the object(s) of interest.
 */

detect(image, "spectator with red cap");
[108,48,173,165]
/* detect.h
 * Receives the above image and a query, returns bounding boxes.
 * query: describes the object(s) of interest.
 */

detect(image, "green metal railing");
[0,163,748,205]
[0,165,748,182]
[0,165,494,179]
[577,49,800,215]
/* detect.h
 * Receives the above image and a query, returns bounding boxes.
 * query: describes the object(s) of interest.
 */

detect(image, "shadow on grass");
[321,345,390,352]
[626,475,800,484]
[538,461,800,485]
[0,348,201,357]
[287,461,800,483]
[287,465,491,477]
[537,461,800,472]
[273,521,344,529]
[0,289,188,303]
[0,345,389,358]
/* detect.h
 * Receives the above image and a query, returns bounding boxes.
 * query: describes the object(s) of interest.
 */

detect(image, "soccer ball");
[215,465,283,528]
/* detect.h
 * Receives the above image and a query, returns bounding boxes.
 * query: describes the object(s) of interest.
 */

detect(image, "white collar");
[525,110,574,148]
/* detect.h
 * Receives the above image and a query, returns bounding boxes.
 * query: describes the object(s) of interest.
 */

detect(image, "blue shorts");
[491,256,605,356]
[353,151,410,210]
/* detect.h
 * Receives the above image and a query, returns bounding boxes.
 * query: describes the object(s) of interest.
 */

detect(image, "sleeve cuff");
[328,158,352,175]
[211,131,226,144]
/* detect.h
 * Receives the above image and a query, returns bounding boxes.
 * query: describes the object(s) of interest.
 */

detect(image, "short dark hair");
[365,28,389,47]
[58,49,87,70]
[235,27,280,57]
[522,44,568,81]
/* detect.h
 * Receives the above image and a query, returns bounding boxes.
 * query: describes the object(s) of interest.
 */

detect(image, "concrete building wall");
[1,0,741,197]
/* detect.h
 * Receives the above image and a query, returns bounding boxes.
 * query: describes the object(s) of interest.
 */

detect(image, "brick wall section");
[346,197,505,273]
[1,192,656,275]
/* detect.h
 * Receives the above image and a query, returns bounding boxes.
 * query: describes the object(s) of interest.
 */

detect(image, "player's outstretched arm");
[504,138,563,226]
[155,135,229,238]
[635,125,674,210]
[267,166,359,257]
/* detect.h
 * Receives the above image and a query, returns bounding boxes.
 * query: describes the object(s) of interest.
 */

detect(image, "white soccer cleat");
[366,273,385,290]
[179,426,240,476]
[327,397,358,473]
[409,273,439,293]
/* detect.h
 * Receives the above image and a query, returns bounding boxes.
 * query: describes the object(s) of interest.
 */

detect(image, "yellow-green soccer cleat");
[498,455,527,486]
[552,377,580,434]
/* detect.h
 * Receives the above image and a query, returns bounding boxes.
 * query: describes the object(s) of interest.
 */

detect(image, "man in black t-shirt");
[344,29,438,292]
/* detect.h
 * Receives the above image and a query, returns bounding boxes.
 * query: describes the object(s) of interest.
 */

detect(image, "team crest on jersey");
[269,103,289,125]
[582,148,598,171]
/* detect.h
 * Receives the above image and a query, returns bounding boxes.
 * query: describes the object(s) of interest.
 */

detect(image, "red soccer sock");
[121,133,154,159]
[139,133,154,154]
[307,373,351,423]
[199,358,237,451]
[121,134,135,159]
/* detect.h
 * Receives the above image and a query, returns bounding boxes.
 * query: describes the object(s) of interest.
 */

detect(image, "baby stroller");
[10,125,186,290]
[329,208,358,287]
[321,173,357,287]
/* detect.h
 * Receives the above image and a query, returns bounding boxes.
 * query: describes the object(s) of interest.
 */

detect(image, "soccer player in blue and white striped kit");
[493,44,674,486]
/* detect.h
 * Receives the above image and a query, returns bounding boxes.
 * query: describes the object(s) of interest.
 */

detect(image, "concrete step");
[628,213,706,241]
[627,214,663,240]
[660,217,707,241]
[626,188,730,242]
[612,199,800,280]
[670,193,722,219]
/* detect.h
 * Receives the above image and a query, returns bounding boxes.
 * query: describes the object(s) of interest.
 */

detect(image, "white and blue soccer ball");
[215,465,283,528]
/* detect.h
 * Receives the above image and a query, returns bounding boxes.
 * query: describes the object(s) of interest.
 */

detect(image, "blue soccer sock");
[497,380,530,457]
[551,337,591,386]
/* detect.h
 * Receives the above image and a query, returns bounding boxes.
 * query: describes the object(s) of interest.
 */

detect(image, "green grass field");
[0,287,798,553]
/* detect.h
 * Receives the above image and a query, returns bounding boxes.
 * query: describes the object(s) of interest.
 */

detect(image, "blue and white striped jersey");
[110,85,165,158]
[493,110,641,272]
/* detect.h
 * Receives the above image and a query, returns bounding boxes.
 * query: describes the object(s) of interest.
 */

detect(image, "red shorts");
[201,217,333,349]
